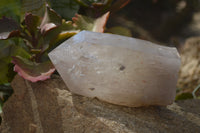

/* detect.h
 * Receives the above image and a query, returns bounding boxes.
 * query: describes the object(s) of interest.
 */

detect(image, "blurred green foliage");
[48,0,79,20]
[0,83,13,124]
[21,0,46,18]
[0,0,21,22]
[175,93,193,100]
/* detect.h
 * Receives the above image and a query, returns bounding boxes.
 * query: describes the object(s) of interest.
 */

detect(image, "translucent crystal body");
[49,31,181,107]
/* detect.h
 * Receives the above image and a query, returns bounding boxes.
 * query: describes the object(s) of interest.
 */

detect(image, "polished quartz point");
[48,31,181,107]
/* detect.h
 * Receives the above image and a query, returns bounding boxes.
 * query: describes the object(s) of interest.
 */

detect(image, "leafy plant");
[0,0,130,118]
[0,4,109,83]
[0,0,131,83]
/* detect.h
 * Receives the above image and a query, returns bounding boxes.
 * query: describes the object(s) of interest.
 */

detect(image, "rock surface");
[49,31,181,107]
[177,37,200,95]
[0,75,200,133]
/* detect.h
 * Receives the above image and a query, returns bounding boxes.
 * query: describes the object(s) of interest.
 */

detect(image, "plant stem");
[192,84,200,99]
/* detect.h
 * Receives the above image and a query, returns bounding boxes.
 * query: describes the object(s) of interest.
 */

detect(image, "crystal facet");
[48,31,181,107]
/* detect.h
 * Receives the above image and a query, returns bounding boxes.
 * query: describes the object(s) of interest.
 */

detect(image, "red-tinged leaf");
[93,12,110,32]
[25,13,40,35]
[40,26,60,52]
[53,21,79,43]
[0,17,20,40]
[42,20,78,52]
[40,5,62,34]
[41,23,57,33]
[72,12,110,32]
[12,56,55,82]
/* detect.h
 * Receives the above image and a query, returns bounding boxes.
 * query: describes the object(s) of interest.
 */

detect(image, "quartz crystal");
[48,31,181,107]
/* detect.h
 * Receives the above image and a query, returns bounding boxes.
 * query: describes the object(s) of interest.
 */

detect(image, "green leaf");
[12,56,55,82]
[0,39,31,59]
[0,17,20,40]
[21,0,46,18]
[0,40,14,59]
[0,61,9,84]
[106,26,132,37]
[73,0,89,7]
[48,0,80,20]
[42,20,78,52]
[72,12,110,32]
[25,5,78,54]
[25,13,41,35]
[0,40,16,84]
[40,5,62,34]
[0,39,30,84]
[46,20,78,42]
[51,30,78,47]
